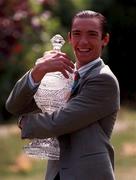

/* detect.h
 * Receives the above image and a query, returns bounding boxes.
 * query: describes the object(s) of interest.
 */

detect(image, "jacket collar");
[70,60,103,96]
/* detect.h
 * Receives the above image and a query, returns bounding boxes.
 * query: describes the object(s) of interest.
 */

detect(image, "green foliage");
[51,0,76,29]
[29,0,43,14]
[0,0,63,121]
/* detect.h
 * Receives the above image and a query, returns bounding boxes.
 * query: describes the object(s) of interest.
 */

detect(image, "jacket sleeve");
[6,71,40,115]
[21,73,120,139]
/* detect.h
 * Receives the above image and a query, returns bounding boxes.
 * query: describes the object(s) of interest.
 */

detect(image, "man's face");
[68,17,109,68]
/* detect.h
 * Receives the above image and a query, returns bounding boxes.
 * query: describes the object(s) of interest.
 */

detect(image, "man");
[6,10,120,180]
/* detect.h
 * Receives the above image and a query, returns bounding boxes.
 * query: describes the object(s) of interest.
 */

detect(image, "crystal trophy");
[23,34,73,160]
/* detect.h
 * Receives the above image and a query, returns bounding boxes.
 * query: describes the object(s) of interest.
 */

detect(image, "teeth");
[78,48,90,52]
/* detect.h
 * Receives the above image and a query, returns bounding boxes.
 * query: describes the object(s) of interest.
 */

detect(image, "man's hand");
[31,51,74,83]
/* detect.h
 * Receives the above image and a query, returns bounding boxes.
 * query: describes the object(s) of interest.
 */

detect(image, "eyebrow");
[71,30,99,34]
[71,30,80,33]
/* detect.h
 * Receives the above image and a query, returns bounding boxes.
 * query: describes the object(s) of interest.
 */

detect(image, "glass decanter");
[24,34,73,160]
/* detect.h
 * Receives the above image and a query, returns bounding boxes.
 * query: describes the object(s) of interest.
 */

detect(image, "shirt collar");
[75,57,102,78]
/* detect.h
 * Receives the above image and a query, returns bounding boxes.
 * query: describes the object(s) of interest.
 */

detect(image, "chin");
[78,57,92,63]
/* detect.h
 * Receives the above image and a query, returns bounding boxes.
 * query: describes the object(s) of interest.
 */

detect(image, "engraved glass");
[24,34,73,160]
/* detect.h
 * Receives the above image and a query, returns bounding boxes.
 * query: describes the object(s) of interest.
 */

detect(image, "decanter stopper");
[50,34,65,51]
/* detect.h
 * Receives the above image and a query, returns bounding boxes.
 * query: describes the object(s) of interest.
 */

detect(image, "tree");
[0,0,60,122]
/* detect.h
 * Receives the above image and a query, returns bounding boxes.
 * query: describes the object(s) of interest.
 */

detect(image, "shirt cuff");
[28,71,40,89]
[18,115,25,129]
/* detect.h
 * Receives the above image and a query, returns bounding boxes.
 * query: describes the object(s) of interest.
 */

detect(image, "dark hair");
[71,10,109,39]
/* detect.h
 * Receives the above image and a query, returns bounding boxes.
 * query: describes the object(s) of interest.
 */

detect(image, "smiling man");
[6,10,120,180]
[69,11,110,69]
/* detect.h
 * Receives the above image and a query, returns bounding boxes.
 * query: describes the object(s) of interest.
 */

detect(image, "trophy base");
[24,146,60,160]
[23,138,60,160]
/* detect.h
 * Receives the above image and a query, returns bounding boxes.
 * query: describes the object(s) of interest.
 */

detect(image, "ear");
[68,32,71,44]
[102,33,110,47]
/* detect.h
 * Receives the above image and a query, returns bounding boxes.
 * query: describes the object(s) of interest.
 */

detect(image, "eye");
[88,32,98,37]
[72,31,80,36]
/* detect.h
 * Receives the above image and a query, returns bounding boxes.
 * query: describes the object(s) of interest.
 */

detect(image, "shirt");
[76,57,102,79]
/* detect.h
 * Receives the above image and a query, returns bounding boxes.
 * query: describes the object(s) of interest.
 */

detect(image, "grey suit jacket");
[6,60,120,180]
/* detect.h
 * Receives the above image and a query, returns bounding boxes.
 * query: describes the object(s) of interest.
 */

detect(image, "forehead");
[71,17,101,32]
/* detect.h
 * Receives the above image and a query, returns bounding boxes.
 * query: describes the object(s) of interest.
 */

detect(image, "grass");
[112,105,136,180]
[0,132,47,180]
[1,105,136,179]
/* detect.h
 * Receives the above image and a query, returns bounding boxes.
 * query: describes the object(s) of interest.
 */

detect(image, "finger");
[43,51,58,58]
[61,69,69,79]
[35,58,45,65]
[62,62,74,74]
[61,57,75,69]
[54,53,75,68]
[56,52,71,58]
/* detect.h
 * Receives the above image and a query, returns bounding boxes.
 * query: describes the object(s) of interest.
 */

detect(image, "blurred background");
[0,0,136,179]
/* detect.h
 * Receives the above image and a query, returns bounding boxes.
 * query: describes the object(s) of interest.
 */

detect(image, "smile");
[77,48,91,53]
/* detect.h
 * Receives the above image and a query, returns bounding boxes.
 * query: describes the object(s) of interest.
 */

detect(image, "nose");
[79,35,88,45]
